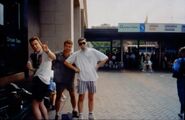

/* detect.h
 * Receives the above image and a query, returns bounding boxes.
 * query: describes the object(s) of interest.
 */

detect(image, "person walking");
[27,36,56,120]
[172,46,185,119]
[52,40,78,120]
[64,38,108,120]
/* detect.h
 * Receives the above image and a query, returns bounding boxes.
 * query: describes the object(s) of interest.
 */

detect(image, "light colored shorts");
[77,81,96,94]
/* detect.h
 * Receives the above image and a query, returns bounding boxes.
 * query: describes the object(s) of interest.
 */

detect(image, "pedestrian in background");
[142,53,153,72]
[64,38,108,120]
[52,40,78,120]
[172,46,185,119]
[27,36,56,120]
[48,70,56,110]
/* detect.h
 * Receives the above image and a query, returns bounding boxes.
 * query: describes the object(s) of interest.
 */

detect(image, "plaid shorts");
[77,81,96,94]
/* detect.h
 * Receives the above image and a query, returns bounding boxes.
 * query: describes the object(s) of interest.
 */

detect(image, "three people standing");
[28,37,108,120]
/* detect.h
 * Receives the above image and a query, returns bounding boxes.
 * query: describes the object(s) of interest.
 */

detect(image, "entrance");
[85,28,185,70]
[122,40,159,70]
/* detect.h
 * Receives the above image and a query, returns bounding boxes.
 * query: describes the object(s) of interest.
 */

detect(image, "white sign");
[0,4,4,25]
[118,23,140,32]
[119,23,184,32]
[145,23,182,32]
[164,24,181,32]
[182,25,185,32]
[145,24,163,32]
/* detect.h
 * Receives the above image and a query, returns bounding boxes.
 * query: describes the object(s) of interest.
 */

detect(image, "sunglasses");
[79,42,86,46]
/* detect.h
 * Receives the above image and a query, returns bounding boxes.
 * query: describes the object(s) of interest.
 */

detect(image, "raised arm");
[45,48,56,60]
[41,43,56,60]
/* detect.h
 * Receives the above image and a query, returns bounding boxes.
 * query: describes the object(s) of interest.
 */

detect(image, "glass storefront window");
[0,3,4,25]
[91,41,111,53]
[112,40,121,47]
[0,1,27,77]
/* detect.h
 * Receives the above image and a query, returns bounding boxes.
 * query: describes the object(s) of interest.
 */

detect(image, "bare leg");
[78,94,85,113]
[55,91,65,115]
[32,100,43,120]
[149,65,153,72]
[52,91,56,106]
[142,64,146,71]
[39,100,49,119]
[69,91,77,110]
[88,93,94,113]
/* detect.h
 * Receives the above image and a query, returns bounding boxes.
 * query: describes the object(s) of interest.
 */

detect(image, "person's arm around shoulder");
[64,52,80,73]
[64,61,80,73]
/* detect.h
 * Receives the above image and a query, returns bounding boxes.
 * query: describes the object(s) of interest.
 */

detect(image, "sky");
[87,0,185,28]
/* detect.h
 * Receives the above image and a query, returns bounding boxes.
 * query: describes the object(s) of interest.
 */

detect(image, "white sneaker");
[88,113,95,120]
[78,113,83,120]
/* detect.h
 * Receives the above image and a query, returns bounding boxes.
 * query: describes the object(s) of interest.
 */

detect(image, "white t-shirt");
[34,52,52,85]
[50,70,54,79]
[66,48,108,81]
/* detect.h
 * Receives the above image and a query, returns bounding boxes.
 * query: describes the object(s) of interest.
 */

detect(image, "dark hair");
[29,36,40,44]
[179,46,185,57]
[64,39,73,46]
[78,37,86,43]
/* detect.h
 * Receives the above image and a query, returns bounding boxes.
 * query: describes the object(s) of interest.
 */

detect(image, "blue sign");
[140,24,145,32]
[182,25,185,32]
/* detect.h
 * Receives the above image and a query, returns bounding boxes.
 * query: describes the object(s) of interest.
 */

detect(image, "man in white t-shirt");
[27,36,56,120]
[64,38,108,120]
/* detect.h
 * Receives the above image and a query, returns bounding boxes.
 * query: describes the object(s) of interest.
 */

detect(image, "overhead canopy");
[85,28,185,41]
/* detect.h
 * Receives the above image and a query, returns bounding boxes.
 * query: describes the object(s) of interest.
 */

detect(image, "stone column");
[74,6,81,50]
[40,0,74,52]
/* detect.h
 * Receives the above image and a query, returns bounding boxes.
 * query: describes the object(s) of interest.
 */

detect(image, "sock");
[56,112,60,116]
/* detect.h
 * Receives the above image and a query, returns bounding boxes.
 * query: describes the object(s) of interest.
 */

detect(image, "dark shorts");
[56,82,75,99]
[56,82,75,93]
[32,76,49,102]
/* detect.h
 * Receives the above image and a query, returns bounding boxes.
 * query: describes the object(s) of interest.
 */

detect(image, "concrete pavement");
[49,71,181,120]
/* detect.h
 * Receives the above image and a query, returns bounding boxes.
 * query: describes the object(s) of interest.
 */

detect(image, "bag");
[172,58,185,78]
